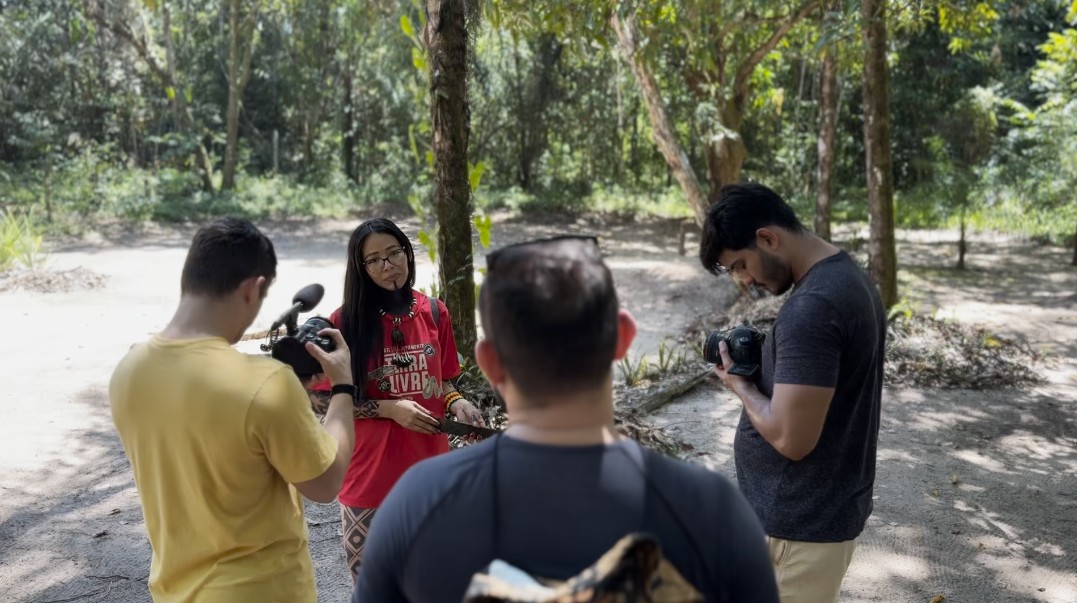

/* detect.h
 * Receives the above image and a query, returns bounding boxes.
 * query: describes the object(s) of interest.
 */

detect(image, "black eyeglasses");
[485,235,600,272]
[713,260,739,275]
[362,247,408,271]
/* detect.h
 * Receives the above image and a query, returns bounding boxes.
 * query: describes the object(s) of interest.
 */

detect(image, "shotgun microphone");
[270,283,324,332]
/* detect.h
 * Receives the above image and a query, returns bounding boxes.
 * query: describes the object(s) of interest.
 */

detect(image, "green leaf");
[142,0,158,11]
[473,213,492,249]
[408,193,426,219]
[408,124,420,164]
[411,0,427,27]
[425,150,434,169]
[468,161,485,192]
[418,230,437,263]
[184,86,193,104]
[69,17,83,44]
[412,47,427,71]
[400,15,415,38]
[165,86,175,100]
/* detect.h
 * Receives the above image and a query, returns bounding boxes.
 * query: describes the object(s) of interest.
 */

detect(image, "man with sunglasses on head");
[350,235,778,602]
[699,183,886,603]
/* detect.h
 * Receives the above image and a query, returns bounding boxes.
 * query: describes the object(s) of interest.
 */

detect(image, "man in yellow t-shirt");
[109,218,358,602]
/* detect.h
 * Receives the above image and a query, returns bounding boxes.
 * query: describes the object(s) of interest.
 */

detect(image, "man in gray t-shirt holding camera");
[700,183,887,603]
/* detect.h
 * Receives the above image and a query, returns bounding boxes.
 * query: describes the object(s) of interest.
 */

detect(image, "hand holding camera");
[262,284,349,383]
[704,325,765,379]
[304,328,352,386]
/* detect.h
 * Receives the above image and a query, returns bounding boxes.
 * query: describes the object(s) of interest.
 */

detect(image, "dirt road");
[0,218,1073,602]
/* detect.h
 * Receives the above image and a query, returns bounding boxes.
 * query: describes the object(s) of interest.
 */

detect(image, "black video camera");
[260,284,336,378]
[703,325,766,378]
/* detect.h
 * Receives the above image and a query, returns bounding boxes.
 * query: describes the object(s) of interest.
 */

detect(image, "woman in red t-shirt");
[308,217,485,581]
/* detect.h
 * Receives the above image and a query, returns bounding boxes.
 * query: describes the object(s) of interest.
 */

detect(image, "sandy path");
[648,231,1077,603]
[1,219,1073,602]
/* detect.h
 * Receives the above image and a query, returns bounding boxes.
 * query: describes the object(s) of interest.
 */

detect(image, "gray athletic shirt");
[735,250,886,542]
[351,436,779,602]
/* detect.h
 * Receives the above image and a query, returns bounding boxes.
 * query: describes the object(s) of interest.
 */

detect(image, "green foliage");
[0,160,365,227]
[473,213,493,248]
[971,5,1077,246]
[654,339,691,374]
[971,198,1077,246]
[886,297,918,323]
[938,2,1000,53]
[0,211,46,272]
[616,353,650,387]
[0,0,1073,258]
[475,185,693,219]
[617,339,693,387]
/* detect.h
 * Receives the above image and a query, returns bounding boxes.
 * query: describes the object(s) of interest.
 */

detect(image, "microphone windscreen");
[292,283,325,311]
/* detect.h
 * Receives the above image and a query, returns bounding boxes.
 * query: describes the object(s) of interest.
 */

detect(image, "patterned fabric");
[340,505,377,582]
[463,533,703,603]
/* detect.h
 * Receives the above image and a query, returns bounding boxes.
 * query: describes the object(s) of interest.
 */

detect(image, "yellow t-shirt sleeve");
[247,367,339,485]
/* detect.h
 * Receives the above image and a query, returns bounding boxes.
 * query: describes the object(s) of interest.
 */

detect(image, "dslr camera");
[703,325,766,378]
[260,284,336,378]
[265,317,335,378]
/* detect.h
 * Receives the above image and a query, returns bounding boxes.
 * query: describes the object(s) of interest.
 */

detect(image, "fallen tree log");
[616,366,713,415]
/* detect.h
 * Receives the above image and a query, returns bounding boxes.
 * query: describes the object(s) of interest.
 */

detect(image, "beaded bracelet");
[444,391,464,413]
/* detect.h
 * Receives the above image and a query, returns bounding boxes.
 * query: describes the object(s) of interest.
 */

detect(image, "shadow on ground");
[854,385,1077,603]
[0,386,352,603]
[0,387,151,603]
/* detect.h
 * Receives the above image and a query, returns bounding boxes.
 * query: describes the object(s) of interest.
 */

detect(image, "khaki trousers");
[766,536,857,603]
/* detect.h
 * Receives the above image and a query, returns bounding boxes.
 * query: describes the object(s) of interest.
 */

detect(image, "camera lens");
[703,330,725,365]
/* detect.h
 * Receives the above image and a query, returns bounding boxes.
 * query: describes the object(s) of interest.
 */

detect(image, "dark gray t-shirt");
[351,436,779,603]
[735,251,885,542]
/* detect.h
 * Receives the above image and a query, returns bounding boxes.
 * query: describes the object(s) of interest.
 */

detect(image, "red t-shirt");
[312,292,460,508]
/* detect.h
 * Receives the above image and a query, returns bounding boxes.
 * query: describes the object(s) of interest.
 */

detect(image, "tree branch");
[237,1,262,90]
[83,2,170,86]
[732,0,821,110]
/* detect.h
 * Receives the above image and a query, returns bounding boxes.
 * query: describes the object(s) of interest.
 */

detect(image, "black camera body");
[267,316,336,378]
[259,284,335,378]
[704,325,766,378]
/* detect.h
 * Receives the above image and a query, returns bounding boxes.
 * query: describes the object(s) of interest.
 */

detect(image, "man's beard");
[758,249,794,295]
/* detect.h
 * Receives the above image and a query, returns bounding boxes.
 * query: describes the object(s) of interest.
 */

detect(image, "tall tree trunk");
[43,153,53,223]
[222,0,259,192]
[861,0,898,308]
[424,0,477,363]
[703,113,748,202]
[957,206,968,270]
[611,11,708,226]
[301,115,315,172]
[816,47,838,241]
[511,36,530,189]
[1072,221,1076,266]
[222,0,241,192]
[615,1,818,219]
[342,67,357,183]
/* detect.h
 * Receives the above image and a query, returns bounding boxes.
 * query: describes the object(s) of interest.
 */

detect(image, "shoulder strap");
[427,293,440,326]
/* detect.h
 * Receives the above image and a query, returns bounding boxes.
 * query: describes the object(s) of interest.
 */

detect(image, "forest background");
[2,0,1074,271]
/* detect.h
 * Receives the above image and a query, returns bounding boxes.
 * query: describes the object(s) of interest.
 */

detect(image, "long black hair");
[340,218,417,393]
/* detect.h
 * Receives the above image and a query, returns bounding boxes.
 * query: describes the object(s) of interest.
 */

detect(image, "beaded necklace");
[379,296,418,368]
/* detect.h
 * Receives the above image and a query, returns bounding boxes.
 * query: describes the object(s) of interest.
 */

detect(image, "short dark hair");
[699,182,805,275]
[479,236,618,400]
[180,218,277,297]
